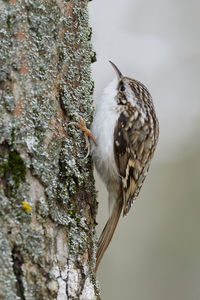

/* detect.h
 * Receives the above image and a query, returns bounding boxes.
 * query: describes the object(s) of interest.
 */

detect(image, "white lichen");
[57,277,68,300]
[25,136,38,151]
[66,262,80,297]
[80,277,96,300]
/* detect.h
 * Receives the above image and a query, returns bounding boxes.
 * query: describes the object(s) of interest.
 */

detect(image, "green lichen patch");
[0,143,26,197]
[8,150,26,189]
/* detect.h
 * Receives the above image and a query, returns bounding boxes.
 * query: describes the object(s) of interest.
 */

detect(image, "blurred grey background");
[89,0,200,299]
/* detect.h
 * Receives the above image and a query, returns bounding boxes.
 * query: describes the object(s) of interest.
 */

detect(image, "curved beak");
[109,61,122,79]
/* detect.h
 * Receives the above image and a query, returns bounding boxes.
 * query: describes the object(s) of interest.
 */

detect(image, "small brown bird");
[71,61,159,272]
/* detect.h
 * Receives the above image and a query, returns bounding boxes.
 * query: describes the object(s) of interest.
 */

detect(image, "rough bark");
[0,0,99,299]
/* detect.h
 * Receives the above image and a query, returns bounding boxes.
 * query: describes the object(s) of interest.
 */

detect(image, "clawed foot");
[68,114,97,158]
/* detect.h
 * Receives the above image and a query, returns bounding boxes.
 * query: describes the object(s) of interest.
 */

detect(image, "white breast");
[91,79,120,185]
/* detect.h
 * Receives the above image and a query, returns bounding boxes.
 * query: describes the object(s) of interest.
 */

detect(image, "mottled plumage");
[114,79,159,216]
[91,62,159,271]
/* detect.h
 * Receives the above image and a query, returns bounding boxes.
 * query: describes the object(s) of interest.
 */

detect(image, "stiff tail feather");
[95,200,123,272]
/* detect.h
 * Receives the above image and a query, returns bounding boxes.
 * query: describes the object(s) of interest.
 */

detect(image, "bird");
[69,61,159,272]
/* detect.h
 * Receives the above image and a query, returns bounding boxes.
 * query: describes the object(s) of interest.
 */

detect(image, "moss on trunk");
[0,0,99,299]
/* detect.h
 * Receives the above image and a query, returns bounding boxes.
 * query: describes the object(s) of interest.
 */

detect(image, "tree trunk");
[0,1,99,299]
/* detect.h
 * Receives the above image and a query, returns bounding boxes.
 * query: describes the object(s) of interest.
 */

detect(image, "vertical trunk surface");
[0,0,99,299]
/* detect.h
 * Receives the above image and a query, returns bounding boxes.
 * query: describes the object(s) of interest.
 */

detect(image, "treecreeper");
[69,61,159,272]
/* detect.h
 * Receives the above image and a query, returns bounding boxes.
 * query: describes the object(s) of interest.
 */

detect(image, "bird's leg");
[68,115,97,158]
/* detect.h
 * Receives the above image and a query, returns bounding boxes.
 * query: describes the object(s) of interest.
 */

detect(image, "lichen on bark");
[0,0,99,299]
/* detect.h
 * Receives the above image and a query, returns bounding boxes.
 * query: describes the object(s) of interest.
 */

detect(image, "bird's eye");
[120,85,125,92]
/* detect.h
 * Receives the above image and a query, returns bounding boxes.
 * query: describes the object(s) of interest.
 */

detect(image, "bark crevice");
[12,245,25,300]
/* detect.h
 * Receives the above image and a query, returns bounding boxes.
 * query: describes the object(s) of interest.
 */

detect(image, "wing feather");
[114,108,157,216]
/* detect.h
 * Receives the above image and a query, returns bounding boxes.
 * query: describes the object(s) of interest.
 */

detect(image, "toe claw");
[68,114,97,158]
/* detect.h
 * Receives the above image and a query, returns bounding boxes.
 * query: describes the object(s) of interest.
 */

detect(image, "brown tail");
[95,199,123,272]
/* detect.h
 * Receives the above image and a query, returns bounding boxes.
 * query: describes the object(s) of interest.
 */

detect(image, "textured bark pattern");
[0,0,98,299]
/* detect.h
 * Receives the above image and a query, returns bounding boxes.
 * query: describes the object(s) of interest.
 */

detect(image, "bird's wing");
[114,108,157,216]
